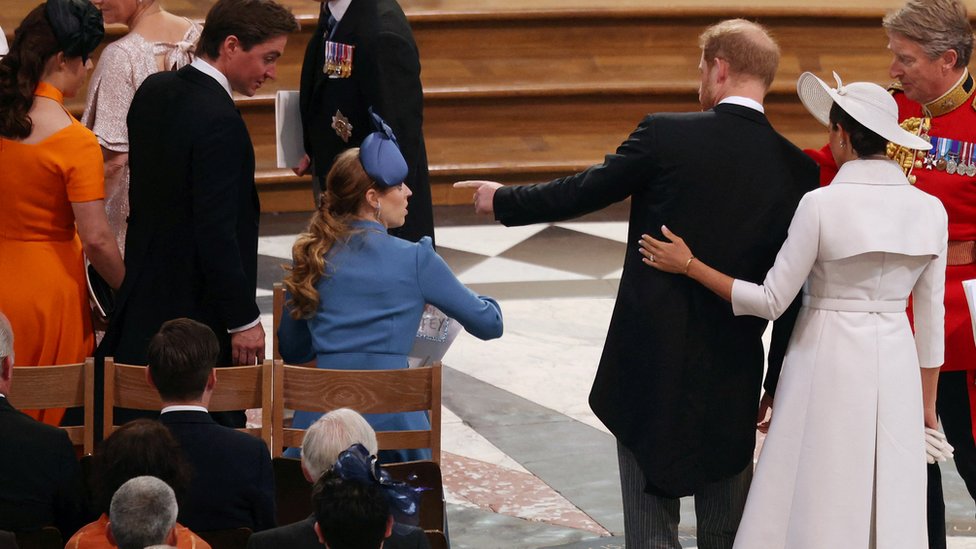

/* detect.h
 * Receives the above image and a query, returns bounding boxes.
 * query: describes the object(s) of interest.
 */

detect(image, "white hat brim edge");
[795,71,932,151]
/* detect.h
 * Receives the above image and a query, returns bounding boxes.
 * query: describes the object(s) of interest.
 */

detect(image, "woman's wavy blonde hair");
[284,149,380,319]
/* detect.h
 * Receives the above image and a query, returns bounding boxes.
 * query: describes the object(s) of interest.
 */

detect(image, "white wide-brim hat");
[797,71,932,151]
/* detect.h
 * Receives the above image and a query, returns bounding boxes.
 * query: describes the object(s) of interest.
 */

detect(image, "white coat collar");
[831,157,910,186]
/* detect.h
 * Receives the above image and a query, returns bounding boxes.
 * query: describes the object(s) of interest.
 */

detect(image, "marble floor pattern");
[256,205,976,548]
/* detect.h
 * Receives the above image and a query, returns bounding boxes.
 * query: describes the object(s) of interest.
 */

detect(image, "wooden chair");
[196,527,252,549]
[386,460,447,534]
[273,282,285,361]
[102,358,272,447]
[8,359,95,454]
[424,530,448,549]
[272,360,442,463]
[272,456,312,526]
[12,526,61,549]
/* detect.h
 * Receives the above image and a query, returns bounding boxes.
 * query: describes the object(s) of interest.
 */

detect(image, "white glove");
[925,427,954,464]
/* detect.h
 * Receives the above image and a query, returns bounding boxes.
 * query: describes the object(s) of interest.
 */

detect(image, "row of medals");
[908,119,976,178]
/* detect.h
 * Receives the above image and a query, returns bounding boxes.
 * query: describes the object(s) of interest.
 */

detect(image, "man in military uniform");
[294,0,434,244]
[808,2,976,547]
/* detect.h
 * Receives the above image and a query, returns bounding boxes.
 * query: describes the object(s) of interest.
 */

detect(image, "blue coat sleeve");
[415,238,503,340]
[277,294,316,364]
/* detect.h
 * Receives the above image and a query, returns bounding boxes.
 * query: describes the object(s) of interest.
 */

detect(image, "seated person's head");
[0,311,12,394]
[302,408,379,483]
[91,419,191,516]
[147,318,219,404]
[312,470,393,549]
[106,476,178,549]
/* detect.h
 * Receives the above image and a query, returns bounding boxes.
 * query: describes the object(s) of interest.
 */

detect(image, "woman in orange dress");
[0,0,124,426]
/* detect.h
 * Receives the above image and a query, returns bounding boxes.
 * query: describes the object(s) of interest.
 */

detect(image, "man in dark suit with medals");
[295,0,434,243]
[98,0,298,427]
[807,2,976,547]
[457,20,818,548]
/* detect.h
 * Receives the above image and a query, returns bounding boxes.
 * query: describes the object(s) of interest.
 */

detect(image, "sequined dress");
[82,22,200,254]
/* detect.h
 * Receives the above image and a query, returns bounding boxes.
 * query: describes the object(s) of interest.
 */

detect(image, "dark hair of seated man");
[312,470,394,549]
[147,318,219,401]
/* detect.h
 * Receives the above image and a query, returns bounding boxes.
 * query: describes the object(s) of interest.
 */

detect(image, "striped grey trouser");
[617,442,752,549]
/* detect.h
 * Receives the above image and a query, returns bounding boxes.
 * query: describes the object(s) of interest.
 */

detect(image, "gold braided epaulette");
[886,116,930,183]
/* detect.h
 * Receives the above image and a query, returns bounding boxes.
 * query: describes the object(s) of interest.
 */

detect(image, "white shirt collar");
[0,26,8,57]
[718,96,765,114]
[0,392,6,400]
[327,0,352,21]
[160,404,209,414]
[190,57,233,99]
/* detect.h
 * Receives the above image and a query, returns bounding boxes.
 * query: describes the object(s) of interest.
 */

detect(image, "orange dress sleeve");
[63,125,106,203]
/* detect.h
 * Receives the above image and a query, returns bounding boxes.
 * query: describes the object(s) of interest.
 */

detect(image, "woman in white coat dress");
[640,72,947,549]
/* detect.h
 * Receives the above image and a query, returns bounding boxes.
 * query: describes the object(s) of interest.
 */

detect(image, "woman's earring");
[374,201,382,221]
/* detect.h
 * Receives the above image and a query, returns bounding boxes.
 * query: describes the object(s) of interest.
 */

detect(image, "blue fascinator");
[332,443,422,525]
[359,108,408,188]
[45,0,104,62]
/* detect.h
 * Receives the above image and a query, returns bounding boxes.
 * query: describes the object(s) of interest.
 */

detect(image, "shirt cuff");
[228,317,261,334]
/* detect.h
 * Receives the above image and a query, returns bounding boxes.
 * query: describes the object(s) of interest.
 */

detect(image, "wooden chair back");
[272,360,442,463]
[8,359,94,454]
[103,358,272,447]
[273,282,285,360]
[386,460,447,533]
[272,456,313,526]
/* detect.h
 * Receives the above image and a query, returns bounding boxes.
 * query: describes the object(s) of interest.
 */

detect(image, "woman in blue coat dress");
[279,114,504,462]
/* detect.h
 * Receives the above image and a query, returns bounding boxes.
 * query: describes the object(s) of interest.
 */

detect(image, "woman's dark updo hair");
[0,1,103,139]
[828,102,889,157]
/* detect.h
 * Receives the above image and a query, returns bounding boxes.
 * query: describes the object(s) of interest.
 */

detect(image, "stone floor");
[256,204,976,548]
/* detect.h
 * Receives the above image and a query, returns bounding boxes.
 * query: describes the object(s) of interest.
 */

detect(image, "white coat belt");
[803,295,908,313]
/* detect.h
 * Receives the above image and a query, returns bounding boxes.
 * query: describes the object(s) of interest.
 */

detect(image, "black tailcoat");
[299,0,433,242]
[100,65,260,367]
[494,104,819,496]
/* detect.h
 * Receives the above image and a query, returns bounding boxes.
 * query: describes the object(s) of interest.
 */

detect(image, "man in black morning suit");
[295,0,434,243]
[148,319,275,532]
[0,312,87,540]
[98,0,298,427]
[457,20,818,549]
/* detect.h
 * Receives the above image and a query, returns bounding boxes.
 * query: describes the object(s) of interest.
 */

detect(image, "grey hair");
[302,408,378,481]
[0,311,12,362]
[884,0,974,68]
[109,476,178,549]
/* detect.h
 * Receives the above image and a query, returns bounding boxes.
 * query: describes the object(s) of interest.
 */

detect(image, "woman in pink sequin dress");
[83,0,199,253]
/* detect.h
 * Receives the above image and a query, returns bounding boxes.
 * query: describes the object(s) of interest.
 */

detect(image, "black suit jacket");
[101,65,260,366]
[494,104,818,497]
[159,411,275,532]
[299,0,433,243]
[246,515,430,549]
[0,397,87,538]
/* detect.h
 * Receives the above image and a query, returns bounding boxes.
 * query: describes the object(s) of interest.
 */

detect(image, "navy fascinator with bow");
[45,0,104,62]
[332,443,422,525]
[359,108,409,188]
